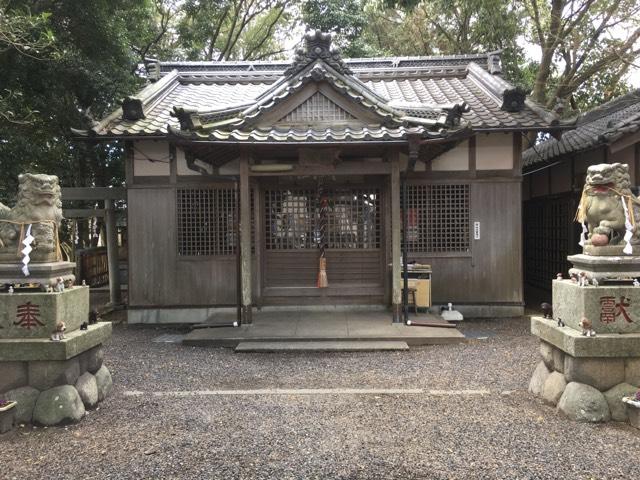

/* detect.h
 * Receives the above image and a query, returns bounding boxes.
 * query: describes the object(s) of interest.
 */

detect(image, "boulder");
[4,386,39,424]
[552,348,565,374]
[28,357,80,391]
[539,342,554,370]
[529,361,551,396]
[79,346,104,375]
[75,372,98,409]
[558,382,611,423]
[603,383,638,422]
[542,371,567,405]
[94,366,112,402]
[564,356,624,391]
[32,385,85,426]
[625,358,640,387]
[0,361,28,393]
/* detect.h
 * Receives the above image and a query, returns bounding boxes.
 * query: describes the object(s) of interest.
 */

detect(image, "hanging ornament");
[21,224,34,276]
[621,196,634,255]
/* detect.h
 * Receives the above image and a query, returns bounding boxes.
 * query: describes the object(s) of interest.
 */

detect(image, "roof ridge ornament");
[284,30,353,77]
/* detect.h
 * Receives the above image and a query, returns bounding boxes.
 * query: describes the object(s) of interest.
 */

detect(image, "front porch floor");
[182,310,465,347]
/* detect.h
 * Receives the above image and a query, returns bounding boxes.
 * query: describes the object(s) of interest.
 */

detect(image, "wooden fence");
[76,247,109,287]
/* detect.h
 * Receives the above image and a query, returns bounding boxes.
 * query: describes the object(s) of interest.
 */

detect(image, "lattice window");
[403,184,470,254]
[265,188,380,250]
[177,188,237,256]
[279,92,356,123]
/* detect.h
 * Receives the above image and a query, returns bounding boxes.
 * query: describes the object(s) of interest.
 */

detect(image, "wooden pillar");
[239,152,253,324]
[104,199,122,306]
[390,152,402,322]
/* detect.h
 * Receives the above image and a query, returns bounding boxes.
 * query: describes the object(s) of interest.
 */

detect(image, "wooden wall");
[127,186,246,307]
[127,133,523,310]
[407,179,522,305]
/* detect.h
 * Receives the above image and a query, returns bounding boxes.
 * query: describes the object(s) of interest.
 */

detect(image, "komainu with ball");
[0,173,63,263]
[576,163,640,253]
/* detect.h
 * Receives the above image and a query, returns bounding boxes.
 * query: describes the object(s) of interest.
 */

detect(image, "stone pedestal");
[568,253,640,281]
[530,316,640,424]
[0,286,89,338]
[553,280,640,334]
[0,285,113,426]
[0,261,75,289]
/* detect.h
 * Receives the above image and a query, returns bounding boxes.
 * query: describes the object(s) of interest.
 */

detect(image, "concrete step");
[235,340,410,353]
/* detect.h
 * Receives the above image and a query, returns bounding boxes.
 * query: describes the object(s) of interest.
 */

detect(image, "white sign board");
[474,221,481,240]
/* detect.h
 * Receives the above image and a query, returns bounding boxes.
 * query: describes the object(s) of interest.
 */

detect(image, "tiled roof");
[80,31,562,144]
[523,89,640,169]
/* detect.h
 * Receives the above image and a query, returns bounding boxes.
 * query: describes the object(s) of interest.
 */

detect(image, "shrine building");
[75,31,568,324]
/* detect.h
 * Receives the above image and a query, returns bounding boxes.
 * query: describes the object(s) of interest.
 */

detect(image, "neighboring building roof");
[76,31,563,146]
[523,89,640,169]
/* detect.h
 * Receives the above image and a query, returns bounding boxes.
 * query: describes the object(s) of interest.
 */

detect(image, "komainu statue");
[0,173,63,263]
[576,163,640,254]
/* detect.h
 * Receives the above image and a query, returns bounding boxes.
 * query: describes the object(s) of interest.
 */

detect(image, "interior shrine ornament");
[0,174,64,270]
[575,163,640,255]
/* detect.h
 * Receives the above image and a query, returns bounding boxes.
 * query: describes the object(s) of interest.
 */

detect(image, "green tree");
[523,0,640,110]
[175,0,296,61]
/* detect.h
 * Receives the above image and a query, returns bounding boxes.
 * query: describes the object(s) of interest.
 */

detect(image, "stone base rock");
[33,385,85,426]
[75,372,98,409]
[604,383,637,422]
[540,341,554,370]
[529,361,551,396]
[542,371,567,405]
[95,366,112,402]
[4,386,39,424]
[558,382,611,422]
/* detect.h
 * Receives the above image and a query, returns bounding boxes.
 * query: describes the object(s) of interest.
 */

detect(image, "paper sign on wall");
[474,221,481,240]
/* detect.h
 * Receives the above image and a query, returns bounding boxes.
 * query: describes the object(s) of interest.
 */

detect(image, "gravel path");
[2,316,639,479]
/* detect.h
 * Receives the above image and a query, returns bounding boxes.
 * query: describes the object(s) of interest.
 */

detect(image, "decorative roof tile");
[523,89,640,169]
[79,32,563,143]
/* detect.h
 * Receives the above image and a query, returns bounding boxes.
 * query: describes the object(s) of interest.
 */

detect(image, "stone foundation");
[530,316,640,425]
[0,331,113,426]
[0,285,112,429]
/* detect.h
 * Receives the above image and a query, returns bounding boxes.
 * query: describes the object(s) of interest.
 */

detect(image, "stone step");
[235,340,410,353]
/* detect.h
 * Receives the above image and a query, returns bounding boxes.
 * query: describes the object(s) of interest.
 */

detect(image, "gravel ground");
[2,315,639,479]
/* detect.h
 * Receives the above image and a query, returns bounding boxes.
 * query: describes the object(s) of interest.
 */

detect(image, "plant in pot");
[622,390,640,429]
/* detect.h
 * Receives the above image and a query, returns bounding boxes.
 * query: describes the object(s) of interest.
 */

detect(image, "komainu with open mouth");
[0,173,63,263]
[578,163,640,249]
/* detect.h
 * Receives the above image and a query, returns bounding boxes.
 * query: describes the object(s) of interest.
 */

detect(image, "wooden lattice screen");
[523,193,579,290]
[279,92,356,123]
[177,188,237,256]
[264,188,381,250]
[403,184,470,253]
